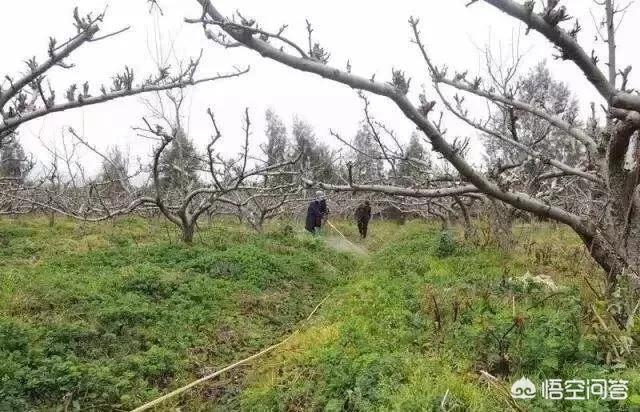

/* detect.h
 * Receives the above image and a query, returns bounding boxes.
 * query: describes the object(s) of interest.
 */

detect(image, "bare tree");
[0,103,301,243]
[191,0,640,298]
[134,97,301,243]
[0,7,247,148]
[229,190,302,232]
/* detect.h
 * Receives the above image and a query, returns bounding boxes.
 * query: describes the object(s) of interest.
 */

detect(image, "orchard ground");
[1,216,638,410]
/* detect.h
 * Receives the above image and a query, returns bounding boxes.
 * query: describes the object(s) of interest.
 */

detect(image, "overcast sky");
[3,1,639,174]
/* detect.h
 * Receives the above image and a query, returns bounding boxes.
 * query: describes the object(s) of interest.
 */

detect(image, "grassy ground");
[0,216,358,411]
[236,222,640,411]
[0,216,638,410]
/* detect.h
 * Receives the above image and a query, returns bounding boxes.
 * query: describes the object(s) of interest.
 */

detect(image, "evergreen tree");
[0,139,29,182]
[351,122,384,182]
[398,132,429,182]
[158,128,201,192]
[292,116,334,182]
[483,60,584,214]
[100,146,130,194]
[484,60,582,168]
[263,109,288,166]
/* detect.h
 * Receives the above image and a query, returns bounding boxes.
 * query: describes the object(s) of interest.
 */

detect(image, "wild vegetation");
[0,216,356,410]
[1,216,637,410]
[2,1,640,410]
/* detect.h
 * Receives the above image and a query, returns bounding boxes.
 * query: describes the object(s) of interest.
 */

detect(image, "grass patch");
[237,222,639,411]
[0,216,357,411]
[1,216,638,410]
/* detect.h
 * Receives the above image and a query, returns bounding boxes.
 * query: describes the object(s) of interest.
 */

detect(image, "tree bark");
[454,196,476,241]
[181,224,195,244]
[487,199,515,251]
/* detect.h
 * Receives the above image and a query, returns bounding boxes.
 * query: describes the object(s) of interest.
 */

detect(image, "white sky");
[3,0,639,175]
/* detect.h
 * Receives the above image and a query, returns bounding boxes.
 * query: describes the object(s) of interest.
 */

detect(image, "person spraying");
[305,190,329,235]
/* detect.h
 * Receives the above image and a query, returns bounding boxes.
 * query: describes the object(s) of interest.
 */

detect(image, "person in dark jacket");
[355,200,372,238]
[305,191,328,234]
[318,192,328,221]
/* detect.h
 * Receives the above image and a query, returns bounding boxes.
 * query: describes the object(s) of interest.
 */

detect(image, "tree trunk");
[181,224,195,244]
[438,213,450,231]
[581,221,640,294]
[487,199,515,250]
[581,234,621,292]
[591,118,640,294]
[454,196,476,241]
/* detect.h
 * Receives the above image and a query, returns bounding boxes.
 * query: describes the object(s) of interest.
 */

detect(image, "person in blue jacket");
[305,191,328,234]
